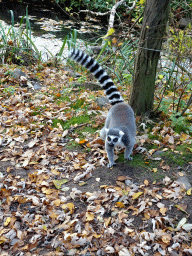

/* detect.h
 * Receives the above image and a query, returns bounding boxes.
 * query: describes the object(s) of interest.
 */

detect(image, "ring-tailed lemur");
[70,48,136,168]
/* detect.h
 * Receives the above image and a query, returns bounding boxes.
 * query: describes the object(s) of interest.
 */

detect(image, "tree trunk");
[129,0,171,115]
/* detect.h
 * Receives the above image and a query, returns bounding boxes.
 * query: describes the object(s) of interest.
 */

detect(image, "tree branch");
[81,1,137,32]
[79,10,110,16]
[108,0,136,31]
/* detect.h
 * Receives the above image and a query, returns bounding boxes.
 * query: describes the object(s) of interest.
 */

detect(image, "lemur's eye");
[107,136,111,141]
[113,138,118,143]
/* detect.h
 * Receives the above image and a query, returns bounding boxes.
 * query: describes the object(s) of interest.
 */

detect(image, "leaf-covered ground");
[0,64,192,256]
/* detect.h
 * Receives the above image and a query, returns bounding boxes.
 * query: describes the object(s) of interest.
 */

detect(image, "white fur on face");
[107,135,125,148]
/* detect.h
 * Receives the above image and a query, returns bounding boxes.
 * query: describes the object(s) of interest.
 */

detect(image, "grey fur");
[70,48,136,167]
[100,103,136,167]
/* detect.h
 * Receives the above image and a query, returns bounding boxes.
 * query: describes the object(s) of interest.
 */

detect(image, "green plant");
[155,24,192,134]
[77,76,87,83]
[71,99,86,109]
[170,113,192,133]
[53,114,91,130]
[168,26,192,58]
[3,86,15,96]
[0,8,41,65]
[122,73,132,84]
[157,95,192,134]
[68,29,77,50]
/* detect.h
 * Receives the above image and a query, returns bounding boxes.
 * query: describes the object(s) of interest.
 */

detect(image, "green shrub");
[0,9,41,65]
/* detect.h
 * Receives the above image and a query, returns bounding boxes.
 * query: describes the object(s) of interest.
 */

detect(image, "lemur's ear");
[119,131,124,136]
[104,128,109,134]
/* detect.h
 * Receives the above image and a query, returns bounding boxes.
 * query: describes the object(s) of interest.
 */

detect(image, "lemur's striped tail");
[70,48,124,105]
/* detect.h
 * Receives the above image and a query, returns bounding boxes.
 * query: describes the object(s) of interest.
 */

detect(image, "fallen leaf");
[180,133,188,141]
[62,129,68,137]
[104,217,111,226]
[168,136,174,144]
[116,202,125,208]
[117,176,127,181]
[175,204,188,214]
[79,181,87,186]
[41,187,54,195]
[75,138,80,143]
[132,192,143,200]
[105,246,115,254]
[28,136,38,148]
[187,188,192,195]
[0,236,7,244]
[86,212,94,221]
[93,234,101,238]
[90,138,104,146]
[73,163,81,170]
[176,217,187,230]
[182,223,192,231]
[160,207,167,215]
[144,211,151,220]
[61,203,75,214]
[53,179,68,189]
[4,217,11,226]
[67,202,75,213]
[43,225,47,231]
[6,166,11,173]
[51,169,61,175]
[22,159,29,167]
[53,199,61,206]
[17,230,23,240]
[79,139,88,145]
[162,234,172,244]
[151,168,158,173]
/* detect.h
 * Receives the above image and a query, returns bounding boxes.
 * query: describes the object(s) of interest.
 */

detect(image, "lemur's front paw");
[125,156,133,161]
[107,162,116,168]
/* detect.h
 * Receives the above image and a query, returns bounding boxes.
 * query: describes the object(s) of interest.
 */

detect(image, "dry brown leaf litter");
[0,65,192,255]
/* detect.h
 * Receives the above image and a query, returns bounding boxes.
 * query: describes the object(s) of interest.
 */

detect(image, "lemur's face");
[105,128,125,147]
[106,135,119,147]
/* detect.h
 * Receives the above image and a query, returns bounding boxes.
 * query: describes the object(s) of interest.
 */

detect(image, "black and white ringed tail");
[70,48,124,105]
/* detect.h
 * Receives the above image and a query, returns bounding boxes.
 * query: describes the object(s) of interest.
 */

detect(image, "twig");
[69,123,90,133]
